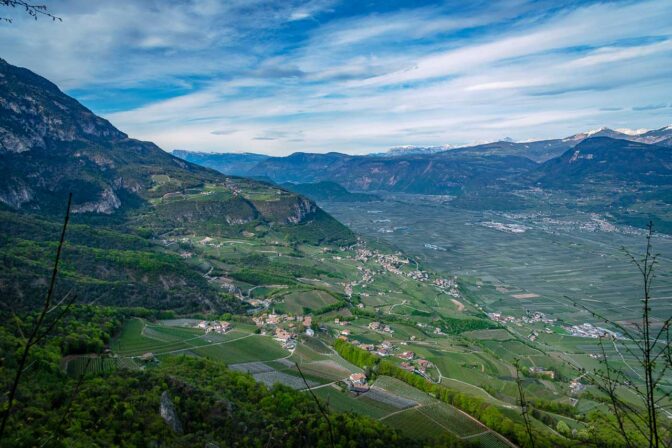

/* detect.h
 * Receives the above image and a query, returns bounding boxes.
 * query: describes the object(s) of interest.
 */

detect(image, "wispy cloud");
[1,0,671,154]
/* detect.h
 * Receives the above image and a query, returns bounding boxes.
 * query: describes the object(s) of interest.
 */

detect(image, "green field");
[111,318,288,364]
[314,386,401,419]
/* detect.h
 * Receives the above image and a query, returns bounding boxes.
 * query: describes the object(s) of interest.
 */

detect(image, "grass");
[189,335,288,364]
[417,403,485,437]
[314,386,400,419]
[373,376,435,404]
[111,318,287,364]
[277,289,338,314]
[382,407,451,440]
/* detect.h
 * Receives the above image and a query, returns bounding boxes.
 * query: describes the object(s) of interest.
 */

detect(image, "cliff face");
[0,58,330,228]
[0,58,226,214]
[160,391,183,434]
[0,60,126,154]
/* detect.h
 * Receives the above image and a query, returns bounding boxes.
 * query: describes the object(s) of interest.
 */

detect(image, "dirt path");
[451,298,465,312]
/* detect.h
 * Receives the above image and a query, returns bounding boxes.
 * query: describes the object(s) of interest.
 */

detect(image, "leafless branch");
[0,0,61,23]
[0,193,72,441]
[295,362,335,448]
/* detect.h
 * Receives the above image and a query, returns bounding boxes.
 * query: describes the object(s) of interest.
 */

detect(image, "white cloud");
[2,0,671,155]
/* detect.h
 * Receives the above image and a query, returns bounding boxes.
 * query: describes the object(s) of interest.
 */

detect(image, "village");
[251,312,316,350]
[194,320,232,334]
[564,322,622,339]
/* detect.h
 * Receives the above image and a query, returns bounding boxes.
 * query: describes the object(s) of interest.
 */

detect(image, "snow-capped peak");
[615,128,649,136]
[586,127,609,136]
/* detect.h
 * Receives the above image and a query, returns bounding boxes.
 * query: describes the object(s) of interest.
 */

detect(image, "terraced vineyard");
[373,376,511,446]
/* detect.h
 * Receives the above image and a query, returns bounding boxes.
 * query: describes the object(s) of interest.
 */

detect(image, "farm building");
[398,351,415,360]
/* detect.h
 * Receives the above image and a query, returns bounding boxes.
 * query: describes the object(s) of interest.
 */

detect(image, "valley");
[1,31,671,446]
[320,194,672,324]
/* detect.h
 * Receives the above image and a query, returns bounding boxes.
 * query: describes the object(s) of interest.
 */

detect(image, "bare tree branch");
[295,362,335,448]
[0,0,61,23]
[0,193,72,442]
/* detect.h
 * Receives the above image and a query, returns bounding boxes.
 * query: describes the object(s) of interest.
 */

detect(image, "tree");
[0,194,73,442]
[556,420,571,437]
[0,0,60,23]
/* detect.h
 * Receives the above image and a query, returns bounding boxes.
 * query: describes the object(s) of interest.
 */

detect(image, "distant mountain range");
[172,125,672,195]
[174,127,672,232]
[280,181,380,202]
[171,150,270,177]
[173,125,672,172]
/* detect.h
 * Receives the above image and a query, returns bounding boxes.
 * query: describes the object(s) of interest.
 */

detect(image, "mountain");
[248,151,537,195]
[421,126,672,163]
[0,58,352,312]
[0,58,226,214]
[563,126,672,146]
[171,150,269,176]
[0,57,348,230]
[448,139,574,163]
[281,181,381,202]
[528,137,672,188]
[635,124,672,145]
[171,125,672,191]
[381,145,454,157]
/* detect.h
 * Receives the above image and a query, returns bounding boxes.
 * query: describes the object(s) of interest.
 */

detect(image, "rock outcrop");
[160,391,183,434]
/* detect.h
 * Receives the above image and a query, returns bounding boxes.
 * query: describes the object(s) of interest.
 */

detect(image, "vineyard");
[65,356,140,377]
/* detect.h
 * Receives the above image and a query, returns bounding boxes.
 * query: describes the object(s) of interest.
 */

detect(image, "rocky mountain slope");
[0,58,352,312]
[0,59,227,214]
[281,181,380,202]
[247,151,537,195]
[528,137,672,188]
[171,150,270,177]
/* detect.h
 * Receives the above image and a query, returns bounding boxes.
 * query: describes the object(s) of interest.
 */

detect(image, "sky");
[1,0,671,155]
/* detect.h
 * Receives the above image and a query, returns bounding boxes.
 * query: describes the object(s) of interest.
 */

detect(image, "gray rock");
[160,391,183,434]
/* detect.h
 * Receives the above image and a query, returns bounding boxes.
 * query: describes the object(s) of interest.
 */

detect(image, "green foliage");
[0,213,241,314]
[334,340,571,448]
[0,322,447,448]
[439,317,499,335]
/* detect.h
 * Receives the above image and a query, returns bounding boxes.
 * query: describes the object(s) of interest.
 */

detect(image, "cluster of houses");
[251,311,316,348]
[417,322,445,336]
[351,339,394,356]
[433,277,461,297]
[527,328,553,341]
[273,328,297,349]
[400,358,433,374]
[253,312,311,328]
[488,311,556,328]
[407,270,429,281]
[355,248,411,278]
[195,320,232,334]
[368,321,393,334]
[564,323,620,339]
[522,311,556,325]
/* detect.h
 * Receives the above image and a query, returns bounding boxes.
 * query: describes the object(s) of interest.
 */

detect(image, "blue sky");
[1,0,671,155]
